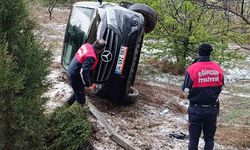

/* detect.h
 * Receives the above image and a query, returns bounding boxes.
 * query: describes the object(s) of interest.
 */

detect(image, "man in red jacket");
[182,43,224,150]
[66,39,106,106]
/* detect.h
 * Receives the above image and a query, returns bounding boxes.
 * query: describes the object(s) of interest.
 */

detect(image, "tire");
[119,87,139,105]
[129,4,157,33]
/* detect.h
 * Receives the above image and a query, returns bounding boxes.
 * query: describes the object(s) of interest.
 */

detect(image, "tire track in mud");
[88,79,190,149]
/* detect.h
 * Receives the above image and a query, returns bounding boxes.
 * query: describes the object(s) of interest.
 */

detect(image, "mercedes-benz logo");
[101,50,112,63]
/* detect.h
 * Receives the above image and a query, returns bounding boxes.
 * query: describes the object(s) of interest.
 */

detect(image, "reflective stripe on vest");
[75,43,98,70]
[187,61,224,88]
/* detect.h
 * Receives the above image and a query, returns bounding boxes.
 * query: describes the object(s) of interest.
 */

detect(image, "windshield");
[62,7,95,69]
[70,7,94,34]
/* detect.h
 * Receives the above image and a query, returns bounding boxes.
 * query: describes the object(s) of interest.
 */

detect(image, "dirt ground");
[35,5,250,150]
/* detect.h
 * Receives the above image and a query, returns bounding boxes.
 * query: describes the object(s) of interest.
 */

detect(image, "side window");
[62,7,94,68]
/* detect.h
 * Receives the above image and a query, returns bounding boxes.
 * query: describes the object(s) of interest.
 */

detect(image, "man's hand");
[84,87,93,95]
[91,83,97,89]
[84,84,98,95]
[179,92,188,99]
[85,83,97,94]
[179,88,189,99]
[91,83,98,93]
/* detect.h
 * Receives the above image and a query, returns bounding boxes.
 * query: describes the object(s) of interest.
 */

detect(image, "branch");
[233,42,250,51]
[241,0,244,16]
[48,2,56,20]
[203,1,250,25]
[157,16,171,36]
[171,0,184,25]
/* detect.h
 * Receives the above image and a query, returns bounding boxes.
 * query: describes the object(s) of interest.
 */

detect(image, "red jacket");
[182,57,224,105]
[68,43,99,87]
[187,62,223,88]
[75,43,98,70]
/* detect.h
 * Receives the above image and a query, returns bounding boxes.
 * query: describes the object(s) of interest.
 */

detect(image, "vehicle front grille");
[94,28,120,83]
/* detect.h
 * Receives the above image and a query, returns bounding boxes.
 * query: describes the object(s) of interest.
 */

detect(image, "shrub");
[0,0,51,149]
[45,105,92,150]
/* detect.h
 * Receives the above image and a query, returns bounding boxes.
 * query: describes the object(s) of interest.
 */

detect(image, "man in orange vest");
[66,39,106,106]
[182,43,224,150]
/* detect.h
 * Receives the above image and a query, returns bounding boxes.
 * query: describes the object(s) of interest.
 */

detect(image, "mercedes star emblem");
[101,50,112,63]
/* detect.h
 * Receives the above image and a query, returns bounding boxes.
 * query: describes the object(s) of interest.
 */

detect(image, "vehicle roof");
[73,1,117,9]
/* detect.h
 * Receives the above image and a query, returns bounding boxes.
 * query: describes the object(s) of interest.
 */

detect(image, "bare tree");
[192,0,250,50]
[192,0,249,24]
[48,1,56,20]
[43,0,68,20]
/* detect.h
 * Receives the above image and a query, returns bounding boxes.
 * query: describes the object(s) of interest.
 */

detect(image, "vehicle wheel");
[119,87,139,105]
[129,4,157,33]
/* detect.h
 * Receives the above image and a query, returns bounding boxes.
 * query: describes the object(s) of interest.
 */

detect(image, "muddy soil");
[35,5,249,150]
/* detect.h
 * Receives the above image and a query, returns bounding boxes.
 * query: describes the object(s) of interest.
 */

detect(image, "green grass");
[227,84,250,94]
[220,81,250,126]
[226,107,250,125]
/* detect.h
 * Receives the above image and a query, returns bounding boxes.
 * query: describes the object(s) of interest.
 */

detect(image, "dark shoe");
[66,94,76,106]
[77,101,85,107]
[65,100,74,106]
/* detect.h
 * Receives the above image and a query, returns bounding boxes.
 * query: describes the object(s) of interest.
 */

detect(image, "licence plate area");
[115,46,128,75]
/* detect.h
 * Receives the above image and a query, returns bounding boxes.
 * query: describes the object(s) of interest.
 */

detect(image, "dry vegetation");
[216,124,250,149]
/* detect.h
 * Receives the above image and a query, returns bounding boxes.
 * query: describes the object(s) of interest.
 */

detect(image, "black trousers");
[188,106,218,150]
[67,58,86,105]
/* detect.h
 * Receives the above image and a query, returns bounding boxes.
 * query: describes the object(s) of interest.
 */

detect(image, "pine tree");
[0,0,51,149]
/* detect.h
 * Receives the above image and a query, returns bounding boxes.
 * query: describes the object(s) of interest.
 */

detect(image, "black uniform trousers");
[67,57,86,105]
[188,105,218,150]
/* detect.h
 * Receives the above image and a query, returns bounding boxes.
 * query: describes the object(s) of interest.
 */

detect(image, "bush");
[45,105,92,150]
[0,0,51,149]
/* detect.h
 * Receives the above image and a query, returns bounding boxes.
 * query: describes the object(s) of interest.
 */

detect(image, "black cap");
[93,39,106,52]
[198,43,213,56]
